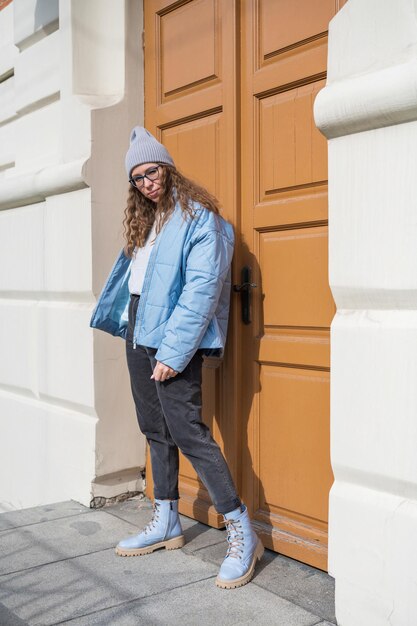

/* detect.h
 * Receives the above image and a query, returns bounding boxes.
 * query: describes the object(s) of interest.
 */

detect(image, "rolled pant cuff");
[153,491,180,501]
[215,497,242,516]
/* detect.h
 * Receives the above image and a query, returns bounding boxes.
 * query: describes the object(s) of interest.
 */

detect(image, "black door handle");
[233,266,257,324]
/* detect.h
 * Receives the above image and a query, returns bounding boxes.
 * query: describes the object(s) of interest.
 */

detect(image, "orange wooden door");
[239,0,345,570]
[144,0,345,569]
[144,0,239,527]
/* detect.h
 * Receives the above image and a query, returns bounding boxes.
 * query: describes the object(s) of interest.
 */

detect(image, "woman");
[90,127,263,589]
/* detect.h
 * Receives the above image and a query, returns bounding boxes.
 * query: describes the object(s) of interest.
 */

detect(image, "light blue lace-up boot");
[215,504,264,589]
[115,499,185,557]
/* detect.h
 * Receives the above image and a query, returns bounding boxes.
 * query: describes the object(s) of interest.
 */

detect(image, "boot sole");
[215,538,264,589]
[115,534,185,557]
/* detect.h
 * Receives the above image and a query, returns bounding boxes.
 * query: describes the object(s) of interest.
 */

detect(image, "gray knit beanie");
[125,126,175,178]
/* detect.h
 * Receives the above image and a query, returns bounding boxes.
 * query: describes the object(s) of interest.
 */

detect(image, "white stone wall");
[315,1,417,624]
[0,0,145,511]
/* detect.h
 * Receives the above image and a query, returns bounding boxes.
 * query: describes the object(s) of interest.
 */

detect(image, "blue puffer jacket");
[90,203,234,372]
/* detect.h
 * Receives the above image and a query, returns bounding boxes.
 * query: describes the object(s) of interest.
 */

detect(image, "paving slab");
[105,497,195,530]
[0,542,217,625]
[0,510,134,575]
[99,497,153,528]
[62,576,323,626]
[105,497,226,554]
[0,601,29,626]
[181,519,226,553]
[195,540,336,623]
[0,502,90,532]
[255,551,335,623]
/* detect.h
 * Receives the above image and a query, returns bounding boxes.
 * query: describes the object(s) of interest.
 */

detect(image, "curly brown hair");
[123,166,221,257]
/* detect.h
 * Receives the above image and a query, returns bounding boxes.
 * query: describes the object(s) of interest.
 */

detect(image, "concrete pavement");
[0,498,336,625]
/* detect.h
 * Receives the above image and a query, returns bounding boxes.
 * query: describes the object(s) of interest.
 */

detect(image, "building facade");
[1,1,416,624]
[0,0,146,511]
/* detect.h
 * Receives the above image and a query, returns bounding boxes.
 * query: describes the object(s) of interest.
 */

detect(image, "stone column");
[315,1,417,624]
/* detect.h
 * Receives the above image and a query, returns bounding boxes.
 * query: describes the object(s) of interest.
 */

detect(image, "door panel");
[241,0,340,570]
[144,0,238,528]
[259,365,330,519]
[162,114,222,193]
[260,82,328,192]
[260,227,333,327]
[261,0,336,56]
[160,0,218,98]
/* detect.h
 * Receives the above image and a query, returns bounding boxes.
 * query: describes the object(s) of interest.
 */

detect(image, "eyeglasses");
[129,165,161,189]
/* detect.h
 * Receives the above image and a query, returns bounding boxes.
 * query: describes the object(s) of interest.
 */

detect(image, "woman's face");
[130,162,164,203]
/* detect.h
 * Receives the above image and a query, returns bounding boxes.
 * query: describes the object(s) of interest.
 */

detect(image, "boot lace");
[225,519,244,560]
[142,501,161,535]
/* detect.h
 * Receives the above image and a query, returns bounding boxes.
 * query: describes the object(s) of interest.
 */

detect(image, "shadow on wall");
[191,240,264,529]
[34,0,58,31]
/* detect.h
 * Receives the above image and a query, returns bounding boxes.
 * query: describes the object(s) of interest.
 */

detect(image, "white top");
[128,222,158,295]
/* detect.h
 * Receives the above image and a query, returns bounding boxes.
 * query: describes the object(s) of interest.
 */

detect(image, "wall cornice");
[0,158,87,209]
[315,58,417,139]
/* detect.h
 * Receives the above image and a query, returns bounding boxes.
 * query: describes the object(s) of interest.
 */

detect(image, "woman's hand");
[151,361,178,382]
